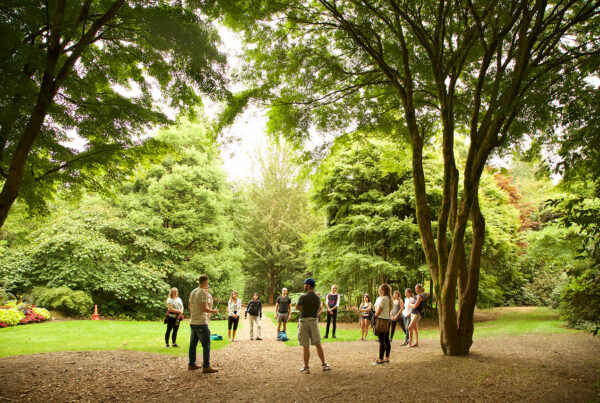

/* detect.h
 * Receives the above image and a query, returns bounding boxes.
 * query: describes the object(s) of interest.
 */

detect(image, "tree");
[239,144,318,304]
[221,0,600,354]
[0,0,229,228]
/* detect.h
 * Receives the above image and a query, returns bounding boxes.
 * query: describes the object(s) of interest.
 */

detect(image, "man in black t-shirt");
[275,287,292,339]
[296,278,331,374]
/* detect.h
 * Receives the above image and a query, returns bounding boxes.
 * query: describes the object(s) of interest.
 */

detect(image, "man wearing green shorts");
[296,278,331,374]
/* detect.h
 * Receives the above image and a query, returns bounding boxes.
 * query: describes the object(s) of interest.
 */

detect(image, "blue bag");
[278,331,289,341]
[210,334,223,340]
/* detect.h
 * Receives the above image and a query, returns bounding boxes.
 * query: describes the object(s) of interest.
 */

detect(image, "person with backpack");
[407,284,425,348]
[324,284,340,338]
[275,287,292,340]
[244,292,263,340]
[373,283,392,365]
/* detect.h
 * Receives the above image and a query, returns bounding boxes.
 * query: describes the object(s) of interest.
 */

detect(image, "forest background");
[0,1,598,342]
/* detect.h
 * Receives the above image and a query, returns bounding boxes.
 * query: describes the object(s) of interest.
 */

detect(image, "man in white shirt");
[188,275,219,373]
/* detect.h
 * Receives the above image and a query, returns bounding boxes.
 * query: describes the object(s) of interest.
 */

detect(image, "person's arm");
[236,300,241,318]
[259,301,262,318]
[201,301,217,314]
[274,300,279,314]
[333,294,340,311]
[287,301,291,318]
[244,302,249,318]
[295,295,303,312]
[167,301,174,314]
[319,300,323,316]
[412,295,423,309]
[374,305,383,317]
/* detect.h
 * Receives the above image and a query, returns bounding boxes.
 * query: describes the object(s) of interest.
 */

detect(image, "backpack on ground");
[210,334,223,341]
[278,331,289,342]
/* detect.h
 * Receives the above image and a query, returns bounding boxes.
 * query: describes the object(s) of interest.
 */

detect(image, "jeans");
[325,309,337,337]
[248,315,262,338]
[189,324,211,368]
[402,316,411,342]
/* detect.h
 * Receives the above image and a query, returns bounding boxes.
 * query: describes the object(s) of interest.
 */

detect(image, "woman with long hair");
[401,288,414,345]
[165,287,183,347]
[373,283,392,364]
[407,284,425,348]
[389,290,404,341]
[228,291,242,342]
[359,293,372,340]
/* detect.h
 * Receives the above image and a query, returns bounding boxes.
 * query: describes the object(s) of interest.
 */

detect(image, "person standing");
[401,288,413,345]
[275,287,292,339]
[389,290,404,342]
[407,284,425,348]
[359,293,372,341]
[227,291,242,342]
[188,275,218,373]
[244,292,263,340]
[324,284,340,339]
[165,287,184,347]
[373,283,392,365]
[297,278,331,374]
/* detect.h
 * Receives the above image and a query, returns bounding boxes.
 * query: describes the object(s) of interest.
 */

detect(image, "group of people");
[164,275,424,374]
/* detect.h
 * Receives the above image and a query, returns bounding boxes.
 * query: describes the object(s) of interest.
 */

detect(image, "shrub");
[0,308,24,327]
[559,267,600,334]
[31,286,93,317]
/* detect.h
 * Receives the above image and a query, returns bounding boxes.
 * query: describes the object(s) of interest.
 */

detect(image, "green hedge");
[31,286,93,317]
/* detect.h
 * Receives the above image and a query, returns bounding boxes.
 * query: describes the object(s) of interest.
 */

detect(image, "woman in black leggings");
[373,283,392,365]
[227,291,241,342]
[165,287,183,347]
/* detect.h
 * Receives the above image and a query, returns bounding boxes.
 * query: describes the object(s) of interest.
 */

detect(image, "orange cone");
[91,304,100,320]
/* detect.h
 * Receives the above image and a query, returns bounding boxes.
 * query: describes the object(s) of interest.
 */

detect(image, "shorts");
[410,313,421,325]
[277,312,289,323]
[298,317,321,346]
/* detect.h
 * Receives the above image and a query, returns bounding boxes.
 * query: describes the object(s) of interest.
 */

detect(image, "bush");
[0,308,24,327]
[31,286,93,317]
[559,267,600,334]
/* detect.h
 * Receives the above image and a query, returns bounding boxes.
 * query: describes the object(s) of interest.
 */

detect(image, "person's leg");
[172,322,179,345]
[384,330,391,359]
[408,317,416,345]
[332,309,337,337]
[325,311,331,337]
[232,317,239,341]
[377,332,385,361]
[277,314,282,333]
[315,343,326,364]
[282,317,287,333]
[165,319,173,345]
[189,325,199,366]
[404,316,411,343]
[256,316,262,339]
[390,319,397,340]
[227,316,233,340]
[198,324,211,368]
[303,346,310,368]
[249,315,255,339]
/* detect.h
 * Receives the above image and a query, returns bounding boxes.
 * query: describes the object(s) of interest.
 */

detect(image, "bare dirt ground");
[1,311,599,402]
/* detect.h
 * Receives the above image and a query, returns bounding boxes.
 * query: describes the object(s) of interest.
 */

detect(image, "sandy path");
[0,319,598,402]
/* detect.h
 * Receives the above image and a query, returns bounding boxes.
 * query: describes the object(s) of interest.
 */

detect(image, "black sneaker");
[332,335,336,338]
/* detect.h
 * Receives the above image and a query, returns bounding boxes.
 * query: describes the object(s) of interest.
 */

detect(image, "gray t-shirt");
[276,296,292,314]
[297,292,321,319]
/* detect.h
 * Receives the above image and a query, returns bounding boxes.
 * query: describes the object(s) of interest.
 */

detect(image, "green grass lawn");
[0,319,234,358]
[266,307,573,347]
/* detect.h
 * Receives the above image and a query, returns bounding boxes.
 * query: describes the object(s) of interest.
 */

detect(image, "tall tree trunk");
[268,270,275,305]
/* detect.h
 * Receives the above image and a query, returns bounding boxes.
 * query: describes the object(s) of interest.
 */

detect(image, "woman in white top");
[373,283,392,365]
[165,287,184,347]
[401,288,414,345]
[227,291,242,342]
